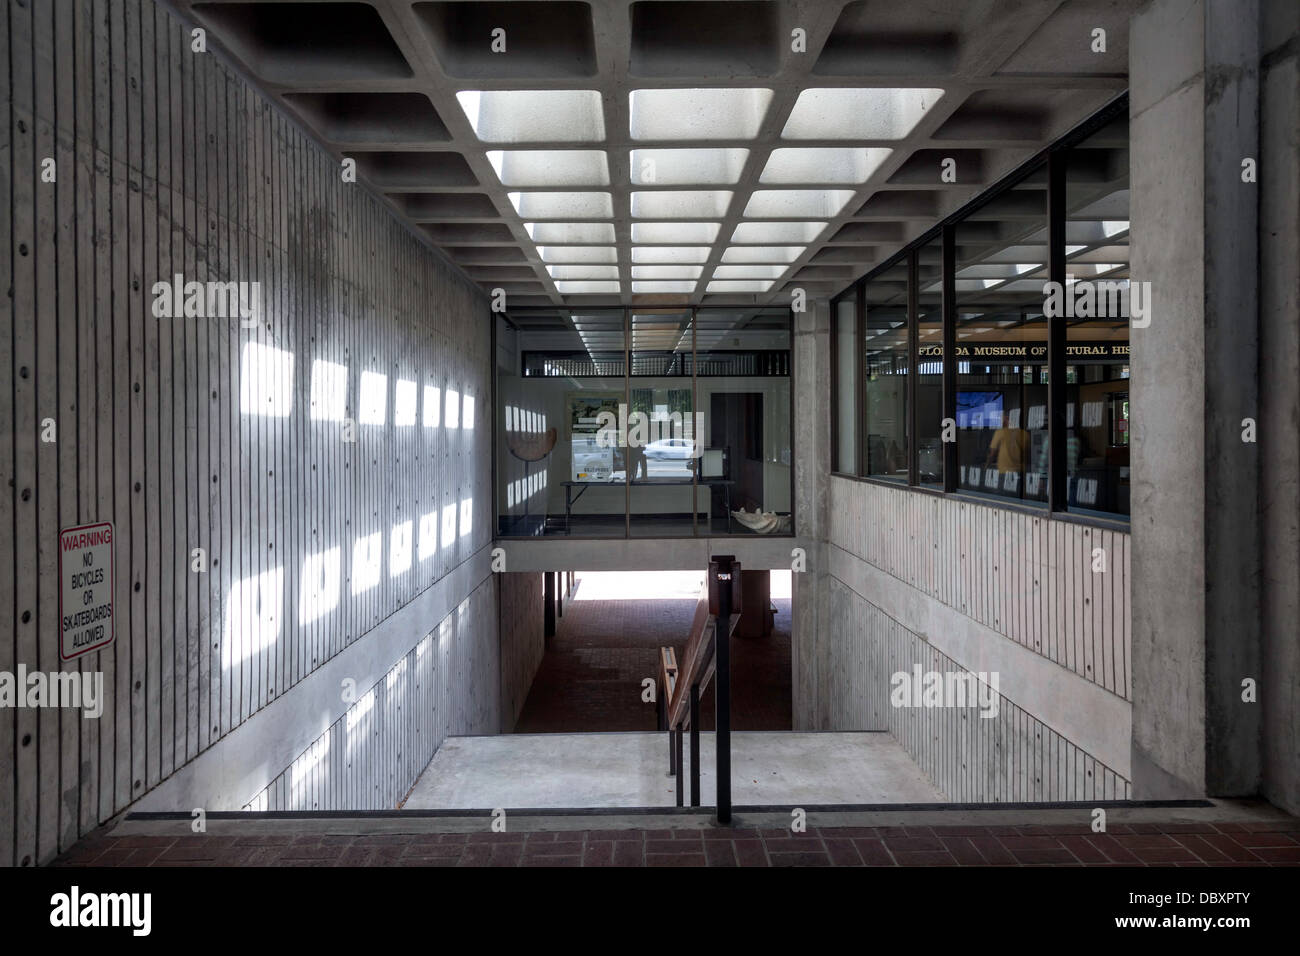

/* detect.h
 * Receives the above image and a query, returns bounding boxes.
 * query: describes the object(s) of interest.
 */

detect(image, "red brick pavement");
[513,593,792,733]
[50,820,1300,867]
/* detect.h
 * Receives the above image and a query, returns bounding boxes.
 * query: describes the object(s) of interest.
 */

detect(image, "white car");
[643,438,697,460]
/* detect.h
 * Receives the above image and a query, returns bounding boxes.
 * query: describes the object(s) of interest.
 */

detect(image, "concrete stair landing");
[401,731,944,810]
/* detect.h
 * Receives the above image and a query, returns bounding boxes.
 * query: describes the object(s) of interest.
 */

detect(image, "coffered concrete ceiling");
[171,0,1137,308]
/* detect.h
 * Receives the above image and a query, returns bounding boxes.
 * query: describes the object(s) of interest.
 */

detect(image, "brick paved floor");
[513,592,791,733]
[50,820,1300,867]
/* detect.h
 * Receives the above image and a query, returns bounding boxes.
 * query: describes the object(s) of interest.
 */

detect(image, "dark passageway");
[513,571,791,733]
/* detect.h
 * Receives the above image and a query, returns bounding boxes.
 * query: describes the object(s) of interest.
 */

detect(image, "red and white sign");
[59,522,114,661]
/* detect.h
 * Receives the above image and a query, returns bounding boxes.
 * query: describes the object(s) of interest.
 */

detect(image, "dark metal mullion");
[624,307,631,537]
[691,306,698,537]
[941,226,957,494]
[907,250,919,486]
[829,293,841,473]
[855,280,867,477]
[1047,152,1068,512]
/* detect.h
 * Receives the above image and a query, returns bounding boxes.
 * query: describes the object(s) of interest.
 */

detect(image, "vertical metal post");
[907,250,919,486]
[715,559,733,824]
[543,571,555,641]
[855,280,867,477]
[675,727,683,807]
[1047,151,1068,512]
[689,685,701,807]
[941,225,957,494]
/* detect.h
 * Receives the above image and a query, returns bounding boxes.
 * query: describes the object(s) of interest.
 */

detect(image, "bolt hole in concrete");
[403,570,941,810]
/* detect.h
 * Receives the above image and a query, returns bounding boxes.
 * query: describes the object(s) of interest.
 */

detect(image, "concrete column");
[1129,0,1261,798]
[1258,0,1300,815]
[791,298,831,729]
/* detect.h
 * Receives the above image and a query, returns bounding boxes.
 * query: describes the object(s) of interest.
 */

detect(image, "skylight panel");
[632,246,712,264]
[629,148,750,184]
[631,190,733,219]
[781,88,943,140]
[539,245,618,263]
[743,189,856,218]
[526,222,616,243]
[759,147,892,184]
[508,191,613,219]
[631,265,704,279]
[632,281,696,293]
[631,222,720,243]
[555,280,621,294]
[711,264,787,279]
[456,90,605,142]
[730,221,826,244]
[629,88,773,140]
[720,245,805,264]
[706,279,775,293]
[547,265,620,280]
[487,149,610,186]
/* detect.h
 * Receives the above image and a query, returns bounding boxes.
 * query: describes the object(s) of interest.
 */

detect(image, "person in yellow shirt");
[986,410,1028,475]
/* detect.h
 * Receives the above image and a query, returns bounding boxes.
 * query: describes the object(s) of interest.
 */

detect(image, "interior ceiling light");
[632,280,696,293]
[706,279,775,293]
[631,190,733,219]
[743,189,856,219]
[781,88,943,140]
[632,246,711,264]
[487,149,609,186]
[730,221,826,244]
[759,147,893,184]
[632,265,704,279]
[526,222,616,243]
[720,245,805,264]
[629,148,749,185]
[555,280,621,294]
[456,90,605,142]
[546,265,620,280]
[711,264,786,279]
[539,245,617,263]
[508,191,612,219]
[629,88,773,140]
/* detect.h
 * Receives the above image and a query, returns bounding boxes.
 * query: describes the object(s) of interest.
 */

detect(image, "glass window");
[914,238,944,488]
[629,311,694,537]
[953,180,1049,505]
[833,290,859,475]
[1064,116,1130,518]
[496,308,793,537]
[695,309,792,535]
[862,262,909,481]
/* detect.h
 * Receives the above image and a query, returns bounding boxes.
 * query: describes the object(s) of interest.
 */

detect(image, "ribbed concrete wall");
[821,576,1130,801]
[498,572,545,732]
[0,0,493,865]
[800,477,1132,801]
[247,581,497,812]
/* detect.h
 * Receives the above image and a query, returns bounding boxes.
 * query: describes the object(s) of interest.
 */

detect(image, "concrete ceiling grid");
[173,0,1137,311]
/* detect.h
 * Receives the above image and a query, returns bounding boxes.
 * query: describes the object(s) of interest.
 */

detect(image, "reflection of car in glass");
[643,438,697,460]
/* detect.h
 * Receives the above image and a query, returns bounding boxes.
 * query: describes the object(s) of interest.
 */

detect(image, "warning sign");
[59,521,114,661]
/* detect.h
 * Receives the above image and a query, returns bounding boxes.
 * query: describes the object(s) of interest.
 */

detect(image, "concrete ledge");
[496,535,808,572]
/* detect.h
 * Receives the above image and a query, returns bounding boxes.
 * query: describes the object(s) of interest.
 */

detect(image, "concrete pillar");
[1258,0,1300,815]
[791,298,831,729]
[1129,0,1261,798]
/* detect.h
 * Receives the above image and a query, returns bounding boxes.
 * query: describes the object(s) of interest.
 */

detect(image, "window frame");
[828,92,1131,532]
